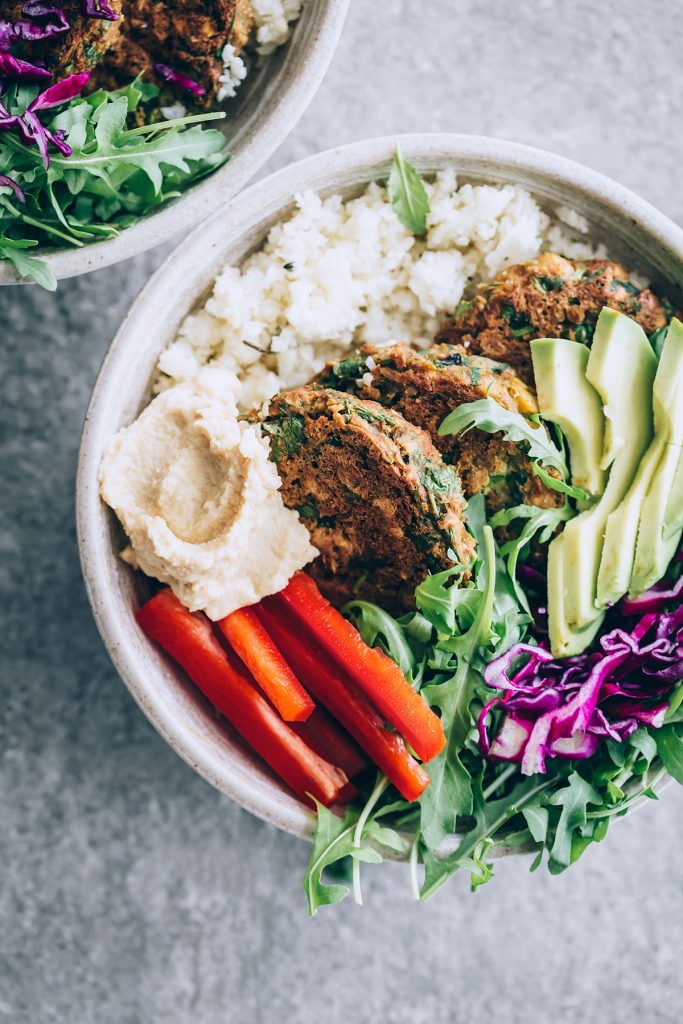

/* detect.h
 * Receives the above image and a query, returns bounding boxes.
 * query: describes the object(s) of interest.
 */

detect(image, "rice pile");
[157,170,602,408]
[217,0,303,102]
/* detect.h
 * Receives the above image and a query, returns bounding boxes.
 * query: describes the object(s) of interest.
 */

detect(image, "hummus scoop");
[99,368,316,620]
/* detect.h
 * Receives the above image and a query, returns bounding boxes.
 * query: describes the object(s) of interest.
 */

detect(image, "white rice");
[157,169,604,409]
[251,0,304,55]
[216,1,304,103]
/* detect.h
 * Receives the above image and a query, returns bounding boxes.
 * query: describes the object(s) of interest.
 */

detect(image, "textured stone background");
[2,2,682,1021]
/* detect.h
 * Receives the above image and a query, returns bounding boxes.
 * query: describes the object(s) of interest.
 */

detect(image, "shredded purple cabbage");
[0,5,68,50]
[0,51,51,78]
[0,72,88,167]
[0,173,25,201]
[29,69,90,110]
[82,0,118,19]
[154,63,206,97]
[479,563,683,774]
[621,575,683,615]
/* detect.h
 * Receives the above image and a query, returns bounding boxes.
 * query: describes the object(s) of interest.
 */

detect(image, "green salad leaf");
[439,397,568,476]
[546,771,602,873]
[302,515,676,911]
[532,462,590,502]
[303,789,406,916]
[0,78,227,287]
[420,771,553,899]
[343,600,416,677]
[418,526,498,847]
[388,145,430,236]
[655,724,683,784]
[490,502,573,612]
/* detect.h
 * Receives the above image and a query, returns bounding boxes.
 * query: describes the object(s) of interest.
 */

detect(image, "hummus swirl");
[99,369,316,619]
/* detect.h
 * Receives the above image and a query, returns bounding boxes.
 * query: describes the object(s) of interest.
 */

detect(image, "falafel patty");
[318,342,562,517]
[435,252,670,383]
[260,386,476,611]
[91,0,251,108]
[5,0,123,76]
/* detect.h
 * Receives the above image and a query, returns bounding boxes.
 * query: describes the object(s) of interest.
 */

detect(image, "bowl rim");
[0,0,350,287]
[77,132,680,845]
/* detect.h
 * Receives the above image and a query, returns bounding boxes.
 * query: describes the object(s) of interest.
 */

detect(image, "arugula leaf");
[547,772,601,873]
[0,83,227,287]
[303,792,406,915]
[0,239,56,290]
[532,462,590,501]
[665,681,683,723]
[491,502,572,612]
[388,145,430,236]
[521,798,550,844]
[418,526,498,848]
[656,724,683,784]
[414,563,473,636]
[303,802,357,914]
[420,772,553,899]
[439,397,568,477]
[343,600,416,676]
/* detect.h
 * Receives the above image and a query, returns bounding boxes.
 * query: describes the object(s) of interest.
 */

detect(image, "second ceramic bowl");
[0,0,349,286]
[77,133,683,843]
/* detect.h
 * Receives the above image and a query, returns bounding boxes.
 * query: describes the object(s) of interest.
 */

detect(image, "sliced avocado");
[548,534,605,657]
[630,443,681,592]
[562,309,657,629]
[628,318,683,593]
[586,307,657,470]
[664,449,683,537]
[530,338,606,497]
[596,437,665,606]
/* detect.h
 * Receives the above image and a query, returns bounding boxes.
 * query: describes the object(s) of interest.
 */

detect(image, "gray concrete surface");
[2,1,682,1021]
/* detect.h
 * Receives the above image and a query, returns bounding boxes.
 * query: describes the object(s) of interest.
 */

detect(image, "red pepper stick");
[256,600,430,802]
[272,572,446,763]
[137,590,350,808]
[217,606,315,722]
[292,706,369,781]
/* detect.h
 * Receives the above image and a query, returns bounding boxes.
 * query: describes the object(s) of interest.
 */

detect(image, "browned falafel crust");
[317,342,562,517]
[260,386,476,612]
[91,1,251,108]
[435,252,670,384]
[5,0,123,75]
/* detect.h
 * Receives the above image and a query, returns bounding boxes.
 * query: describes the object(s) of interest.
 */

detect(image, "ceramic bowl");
[77,134,683,845]
[0,0,349,286]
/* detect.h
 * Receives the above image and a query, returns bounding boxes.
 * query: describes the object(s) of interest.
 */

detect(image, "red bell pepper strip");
[137,589,350,808]
[217,606,315,722]
[256,600,430,802]
[272,572,446,763]
[292,707,369,781]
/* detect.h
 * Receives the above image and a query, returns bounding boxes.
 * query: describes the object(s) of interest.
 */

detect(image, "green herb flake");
[453,299,473,320]
[266,413,306,462]
[531,274,565,293]
[500,302,532,334]
[296,502,318,520]
[330,356,367,381]
[574,321,597,344]
[352,403,396,428]
[611,277,641,296]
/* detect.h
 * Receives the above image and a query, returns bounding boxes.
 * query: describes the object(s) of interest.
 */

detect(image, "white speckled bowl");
[0,0,348,286]
[77,134,682,845]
